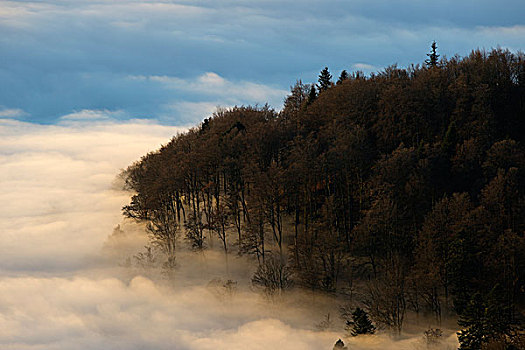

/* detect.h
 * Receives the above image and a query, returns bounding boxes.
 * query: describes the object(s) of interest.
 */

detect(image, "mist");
[0,118,459,349]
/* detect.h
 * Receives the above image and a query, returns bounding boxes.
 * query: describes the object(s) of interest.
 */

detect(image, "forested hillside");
[122,48,525,349]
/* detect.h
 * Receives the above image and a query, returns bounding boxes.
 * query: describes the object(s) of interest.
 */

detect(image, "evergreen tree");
[306,84,317,105]
[425,41,440,68]
[457,292,489,350]
[457,286,514,350]
[333,339,347,349]
[337,70,349,84]
[347,307,376,336]
[441,121,457,155]
[318,66,333,92]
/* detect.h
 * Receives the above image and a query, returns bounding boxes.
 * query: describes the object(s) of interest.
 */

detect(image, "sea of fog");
[0,118,459,349]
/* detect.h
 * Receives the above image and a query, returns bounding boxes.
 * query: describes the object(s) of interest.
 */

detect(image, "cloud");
[0,275,342,350]
[0,118,178,272]
[352,63,377,72]
[130,72,287,123]
[60,109,125,121]
[131,72,287,103]
[1,1,523,124]
[0,273,460,349]
[0,107,28,118]
[0,118,461,349]
[166,101,226,124]
[0,113,341,349]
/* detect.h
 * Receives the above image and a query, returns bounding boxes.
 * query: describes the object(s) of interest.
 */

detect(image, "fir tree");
[306,84,317,105]
[425,41,440,68]
[333,339,347,349]
[457,286,514,350]
[347,307,376,336]
[337,70,349,84]
[457,292,488,350]
[441,121,457,155]
[318,66,333,92]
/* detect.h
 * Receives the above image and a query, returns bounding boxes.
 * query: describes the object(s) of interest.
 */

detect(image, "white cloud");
[0,107,28,118]
[131,72,287,105]
[0,118,178,271]
[130,72,287,123]
[198,72,227,86]
[476,25,525,50]
[0,119,461,349]
[0,116,343,348]
[0,274,460,350]
[0,275,344,350]
[352,63,377,71]
[60,109,124,121]
[166,101,226,124]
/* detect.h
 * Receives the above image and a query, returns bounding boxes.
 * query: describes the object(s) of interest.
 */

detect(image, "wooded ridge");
[122,48,525,348]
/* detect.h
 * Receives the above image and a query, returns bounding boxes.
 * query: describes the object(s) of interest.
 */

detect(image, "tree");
[337,70,349,84]
[482,139,525,179]
[318,66,333,92]
[441,121,457,155]
[184,211,206,250]
[145,202,180,263]
[347,307,376,336]
[457,286,514,350]
[423,328,443,347]
[306,84,317,105]
[333,339,347,349]
[364,255,408,335]
[425,41,440,68]
[415,192,473,312]
[282,80,310,118]
[251,255,293,297]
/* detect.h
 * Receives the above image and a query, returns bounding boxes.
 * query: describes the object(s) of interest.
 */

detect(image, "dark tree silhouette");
[337,70,349,84]
[347,307,376,336]
[306,84,317,105]
[425,41,440,67]
[317,66,333,91]
[333,339,347,349]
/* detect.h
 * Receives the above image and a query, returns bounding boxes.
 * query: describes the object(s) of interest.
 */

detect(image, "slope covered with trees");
[122,48,525,348]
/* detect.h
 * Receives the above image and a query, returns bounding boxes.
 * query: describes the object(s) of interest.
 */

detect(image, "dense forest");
[122,47,525,349]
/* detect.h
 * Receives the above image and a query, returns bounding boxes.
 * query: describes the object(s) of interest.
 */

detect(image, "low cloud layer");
[0,118,341,349]
[0,274,342,350]
[0,118,178,272]
[0,118,462,349]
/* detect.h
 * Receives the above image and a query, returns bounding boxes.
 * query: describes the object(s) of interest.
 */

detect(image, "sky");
[0,0,524,125]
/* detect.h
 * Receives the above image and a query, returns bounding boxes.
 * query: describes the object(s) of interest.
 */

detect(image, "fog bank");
[0,118,458,349]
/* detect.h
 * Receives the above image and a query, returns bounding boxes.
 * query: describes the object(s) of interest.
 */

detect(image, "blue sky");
[1,0,524,125]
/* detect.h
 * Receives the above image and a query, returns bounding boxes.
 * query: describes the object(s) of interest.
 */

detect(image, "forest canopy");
[122,48,525,349]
